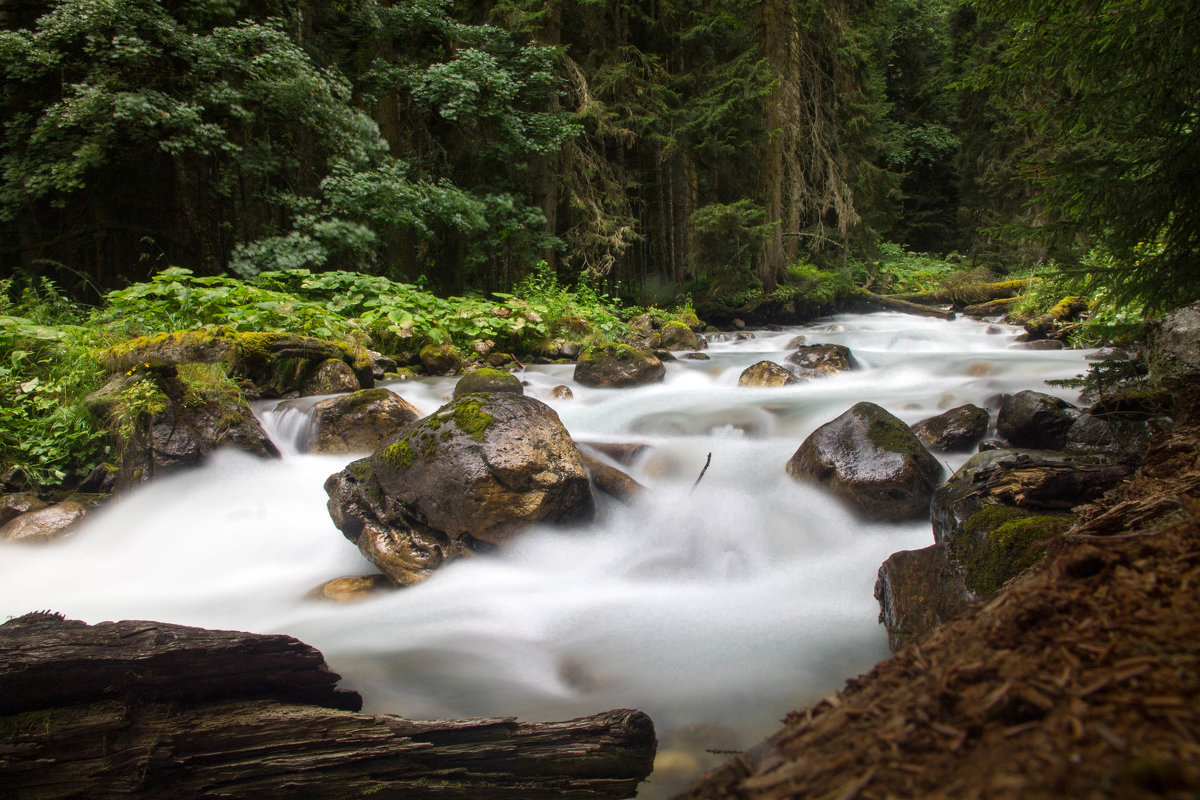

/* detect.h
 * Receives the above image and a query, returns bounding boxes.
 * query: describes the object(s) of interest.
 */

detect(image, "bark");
[0,614,657,800]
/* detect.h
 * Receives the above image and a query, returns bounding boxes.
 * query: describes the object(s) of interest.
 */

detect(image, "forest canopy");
[0,0,1196,312]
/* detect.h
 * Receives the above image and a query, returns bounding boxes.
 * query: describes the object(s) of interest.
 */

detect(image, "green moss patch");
[380,438,416,471]
[953,507,1073,595]
[452,399,495,441]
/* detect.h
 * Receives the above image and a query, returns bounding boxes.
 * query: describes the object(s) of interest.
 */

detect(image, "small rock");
[454,368,524,398]
[307,574,393,603]
[1,501,86,543]
[996,390,1080,450]
[731,318,746,330]
[683,352,710,360]
[574,344,666,389]
[301,359,360,396]
[551,385,574,400]
[738,361,799,388]
[0,493,48,527]
[911,404,990,452]
[419,343,463,376]
[786,344,855,380]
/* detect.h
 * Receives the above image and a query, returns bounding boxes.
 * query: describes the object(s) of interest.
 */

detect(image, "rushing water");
[0,312,1094,795]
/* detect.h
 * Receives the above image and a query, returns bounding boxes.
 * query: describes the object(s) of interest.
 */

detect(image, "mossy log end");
[885,279,1031,308]
[0,614,657,799]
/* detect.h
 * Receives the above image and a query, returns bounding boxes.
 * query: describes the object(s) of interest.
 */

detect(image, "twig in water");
[691,453,712,491]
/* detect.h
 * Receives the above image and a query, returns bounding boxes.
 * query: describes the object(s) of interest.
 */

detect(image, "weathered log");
[0,613,360,715]
[852,291,956,320]
[885,279,1030,307]
[961,296,1019,317]
[0,614,658,799]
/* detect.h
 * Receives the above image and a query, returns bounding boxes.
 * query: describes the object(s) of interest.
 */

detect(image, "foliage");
[965,0,1200,310]
[875,242,965,293]
[0,281,108,491]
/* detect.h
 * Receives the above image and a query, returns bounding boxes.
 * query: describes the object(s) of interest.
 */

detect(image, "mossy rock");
[419,343,463,376]
[952,508,1073,595]
[454,368,523,399]
[574,344,665,388]
[552,316,594,337]
[304,388,423,455]
[787,402,942,521]
[655,320,702,351]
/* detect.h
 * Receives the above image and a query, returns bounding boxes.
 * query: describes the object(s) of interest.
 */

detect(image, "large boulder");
[738,361,799,388]
[786,402,943,521]
[1064,413,1155,464]
[911,404,989,452]
[87,370,280,490]
[303,388,423,455]
[655,321,703,351]
[873,448,1134,648]
[785,344,855,380]
[325,393,595,585]
[300,359,360,395]
[996,390,1080,449]
[574,344,665,388]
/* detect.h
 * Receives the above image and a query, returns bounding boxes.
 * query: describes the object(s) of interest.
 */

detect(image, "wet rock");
[304,388,423,455]
[325,394,594,585]
[653,349,677,362]
[0,493,47,527]
[574,344,665,389]
[785,335,807,348]
[732,318,746,330]
[1010,339,1065,350]
[368,351,397,380]
[95,371,280,490]
[786,402,943,521]
[301,358,360,395]
[733,331,755,342]
[1065,413,1155,464]
[911,404,990,452]
[683,352,710,360]
[0,501,86,542]
[1146,300,1200,415]
[419,343,463,376]
[996,390,1080,450]
[454,368,524,398]
[874,545,971,651]
[551,385,574,400]
[580,453,645,504]
[656,320,703,351]
[785,344,856,380]
[738,360,800,388]
[577,441,649,466]
[307,574,393,603]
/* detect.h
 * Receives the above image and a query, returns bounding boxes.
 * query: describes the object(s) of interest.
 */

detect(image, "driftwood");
[0,614,657,799]
[853,291,956,320]
[885,279,1030,308]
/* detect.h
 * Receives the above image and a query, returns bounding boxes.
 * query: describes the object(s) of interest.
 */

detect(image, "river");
[0,311,1094,796]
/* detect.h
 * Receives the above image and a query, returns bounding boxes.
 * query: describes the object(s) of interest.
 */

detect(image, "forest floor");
[676,418,1200,799]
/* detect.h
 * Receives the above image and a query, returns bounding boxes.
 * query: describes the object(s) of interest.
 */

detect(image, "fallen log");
[885,279,1030,307]
[0,614,657,799]
[961,296,1019,317]
[851,291,956,320]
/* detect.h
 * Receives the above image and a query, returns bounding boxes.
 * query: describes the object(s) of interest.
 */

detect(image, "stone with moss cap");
[786,401,942,521]
[453,368,523,398]
[574,344,665,388]
[419,343,463,376]
[302,388,423,455]
[325,393,594,586]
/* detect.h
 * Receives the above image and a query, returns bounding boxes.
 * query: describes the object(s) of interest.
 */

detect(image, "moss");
[866,415,924,456]
[451,398,494,441]
[340,388,391,413]
[380,438,416,471]
[0,707,74,738]
[954,508,1073,595]
[580,342,643,363]
[347,459,374,482]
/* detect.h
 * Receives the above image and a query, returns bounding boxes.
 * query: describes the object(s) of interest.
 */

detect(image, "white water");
[0,312,1093,795]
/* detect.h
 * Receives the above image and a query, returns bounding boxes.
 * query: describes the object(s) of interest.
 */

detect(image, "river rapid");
[0,312,1095,795]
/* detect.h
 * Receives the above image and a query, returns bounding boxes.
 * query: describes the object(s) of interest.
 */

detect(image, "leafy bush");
[0,281,108,490]
[876,242,966,293]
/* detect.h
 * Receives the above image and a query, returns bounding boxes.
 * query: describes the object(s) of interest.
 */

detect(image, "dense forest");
[2,0,1196,309]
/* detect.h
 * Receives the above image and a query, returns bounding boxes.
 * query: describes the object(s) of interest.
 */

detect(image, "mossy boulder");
[325,393,595,586]
[911,404,989,452]
[996,390,1080,450]
[785,344,856,380]
[303,388,423,455]
[655,320,702,351]
[419,343,463,376]
[738,361,799,388]
[301,359,360,396]
[454,369,524,398]
[786,402,943,521]
[574,344,665,389]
